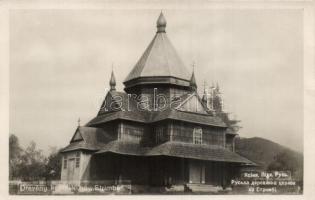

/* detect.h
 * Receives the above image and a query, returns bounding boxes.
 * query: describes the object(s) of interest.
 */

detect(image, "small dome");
[156,12,167,33]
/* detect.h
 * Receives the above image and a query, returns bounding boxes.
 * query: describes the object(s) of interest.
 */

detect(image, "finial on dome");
[109,65,116,91]
[156,12,167,33]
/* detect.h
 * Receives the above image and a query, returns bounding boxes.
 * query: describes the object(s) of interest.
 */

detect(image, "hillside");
[235,137,303,173]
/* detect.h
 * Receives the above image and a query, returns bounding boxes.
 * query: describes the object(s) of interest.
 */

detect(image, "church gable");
[176,93,208,114]
[70,129,83,142]
[98,91,125,114]
[65,126,114,151]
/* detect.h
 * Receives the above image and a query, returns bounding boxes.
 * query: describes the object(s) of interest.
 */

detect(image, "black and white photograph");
[1,0,314,197]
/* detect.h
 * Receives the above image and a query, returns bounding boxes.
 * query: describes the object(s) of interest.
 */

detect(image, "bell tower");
[123,12,192,110]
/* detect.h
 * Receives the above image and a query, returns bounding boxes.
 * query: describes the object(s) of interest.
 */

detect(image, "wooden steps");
[186,183,222,193]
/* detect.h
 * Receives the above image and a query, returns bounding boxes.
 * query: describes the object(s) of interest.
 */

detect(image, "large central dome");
[124,12,191,89]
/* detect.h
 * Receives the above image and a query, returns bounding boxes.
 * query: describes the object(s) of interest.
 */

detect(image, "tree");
[267,150,303,181]
[9,134,23,179]
[19,141,47,181]
[44,147,62,180]
[9,135,63,181]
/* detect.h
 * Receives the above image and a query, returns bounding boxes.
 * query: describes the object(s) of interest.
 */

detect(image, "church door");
[67,158,75,182]
[189,161,205,184]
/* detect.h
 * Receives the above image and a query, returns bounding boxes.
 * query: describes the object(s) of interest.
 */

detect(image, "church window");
[75,152,80,168]
[121,126,143,142]
[131,129,142,140]
[193,127,203,144]
[63,155,67,169]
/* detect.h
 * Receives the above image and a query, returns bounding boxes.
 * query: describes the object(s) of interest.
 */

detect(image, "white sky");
[9,9,303,153]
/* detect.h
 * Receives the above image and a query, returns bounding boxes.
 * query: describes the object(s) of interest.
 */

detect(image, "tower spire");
[109,65,116,91]
[190,62,197,91]
[156,12,167,33]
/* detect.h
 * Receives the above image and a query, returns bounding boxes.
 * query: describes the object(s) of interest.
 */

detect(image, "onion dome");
[156,12,167,33]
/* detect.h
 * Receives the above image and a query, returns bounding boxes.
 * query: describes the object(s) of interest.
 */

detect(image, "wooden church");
[61,12,255,193]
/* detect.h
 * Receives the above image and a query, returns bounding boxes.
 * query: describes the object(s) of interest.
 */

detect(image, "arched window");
[193,127,203,144]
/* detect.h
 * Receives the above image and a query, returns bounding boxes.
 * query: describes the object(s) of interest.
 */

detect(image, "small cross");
[77,118,81,127]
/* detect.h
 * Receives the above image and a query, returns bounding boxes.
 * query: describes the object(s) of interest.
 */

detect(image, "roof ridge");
[160,33,171,76]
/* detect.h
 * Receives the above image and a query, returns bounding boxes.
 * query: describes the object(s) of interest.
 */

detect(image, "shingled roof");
[61,126,113,152]
[124,13,191,83]
[147,142,255,164]
[96,140,149,156]
[94,140,255,165]
[62,127,253,165]
[88,107,226,127]
[88,91,226,127]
